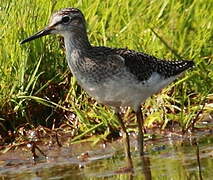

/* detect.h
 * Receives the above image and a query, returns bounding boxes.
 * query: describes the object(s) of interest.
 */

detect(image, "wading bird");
[21,8,194,169]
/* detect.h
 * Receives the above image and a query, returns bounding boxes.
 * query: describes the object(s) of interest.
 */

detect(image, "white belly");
[77,72,178,111]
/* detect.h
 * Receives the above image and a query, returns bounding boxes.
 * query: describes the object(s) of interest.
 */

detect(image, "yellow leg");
[136,107,144,156]
[115,110,133,169]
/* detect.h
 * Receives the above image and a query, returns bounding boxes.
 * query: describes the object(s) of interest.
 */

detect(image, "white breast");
[77,71,178,111]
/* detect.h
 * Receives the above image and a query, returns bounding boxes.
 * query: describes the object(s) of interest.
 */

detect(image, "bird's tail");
[157,60,194,78]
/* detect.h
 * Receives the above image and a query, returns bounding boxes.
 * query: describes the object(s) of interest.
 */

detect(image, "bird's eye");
[62,16,70,23]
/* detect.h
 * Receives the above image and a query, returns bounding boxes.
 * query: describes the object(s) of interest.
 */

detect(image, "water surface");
[0,131,212,180]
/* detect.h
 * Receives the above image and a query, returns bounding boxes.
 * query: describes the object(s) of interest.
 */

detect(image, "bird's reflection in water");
[141,155,152,180]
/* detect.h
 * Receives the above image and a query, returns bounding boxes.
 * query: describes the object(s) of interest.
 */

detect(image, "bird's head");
[21,8,86,44]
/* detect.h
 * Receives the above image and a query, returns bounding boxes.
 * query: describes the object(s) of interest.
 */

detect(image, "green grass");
[0,0,212,143]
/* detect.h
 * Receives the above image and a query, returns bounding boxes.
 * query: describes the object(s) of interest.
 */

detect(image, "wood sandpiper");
[21,8,194,169]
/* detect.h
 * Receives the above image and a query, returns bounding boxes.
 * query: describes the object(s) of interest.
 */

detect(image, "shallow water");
[0,131,212,180]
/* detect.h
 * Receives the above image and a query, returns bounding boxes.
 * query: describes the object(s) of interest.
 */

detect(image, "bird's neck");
[63,29,91,74]
[64,29,91,55]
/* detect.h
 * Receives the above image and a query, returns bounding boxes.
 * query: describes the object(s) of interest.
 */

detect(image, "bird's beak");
[20,26,54,44]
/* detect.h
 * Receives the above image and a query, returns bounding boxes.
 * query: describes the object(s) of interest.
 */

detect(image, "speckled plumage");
[84,47,194,82]
[21,7,194,159]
